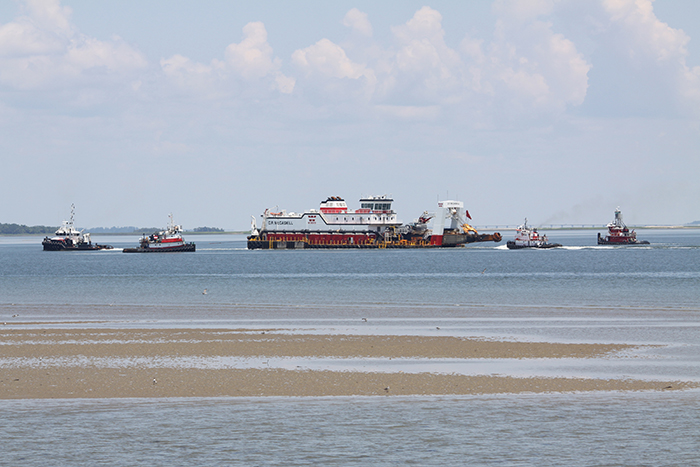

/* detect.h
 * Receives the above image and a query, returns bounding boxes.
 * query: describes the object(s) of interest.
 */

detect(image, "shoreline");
[2,328,697,400]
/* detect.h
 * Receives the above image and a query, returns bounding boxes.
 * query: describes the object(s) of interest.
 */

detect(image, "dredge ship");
[123,215,196,253]
[597,208,649,245]
[247,195,501,249]
[506,219,561,250]
[42,205,113,251]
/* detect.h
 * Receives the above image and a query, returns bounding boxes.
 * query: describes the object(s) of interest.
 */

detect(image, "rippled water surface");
[2,393,699,466]
[2,229,700,465]
[2,230,700,319]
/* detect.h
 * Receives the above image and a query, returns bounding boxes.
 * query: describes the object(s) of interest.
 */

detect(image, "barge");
[247,196,501,249]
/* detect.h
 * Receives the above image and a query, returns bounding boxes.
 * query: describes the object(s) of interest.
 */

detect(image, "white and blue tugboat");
[506,219,561,250]
[42,205,113,251]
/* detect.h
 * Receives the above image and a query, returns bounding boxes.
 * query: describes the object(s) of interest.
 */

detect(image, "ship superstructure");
[247,196,501,249]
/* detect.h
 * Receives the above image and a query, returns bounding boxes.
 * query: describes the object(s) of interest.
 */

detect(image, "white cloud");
[274,73,296,94]
[292,38,376,100]
[279,5,592,119]
[0,0,147,92]
[161,54,213,77]
[160,54,220,94]
[378,7,465,105]
[22,0,73,35]
[481,9,591,113]
[0,15,64,56]
[225,22,279,79]
[161,21,294,95]
[391,6,461,79]
[2,0,695,122]
[392,6,446,45]
[374,104,440,120]
[342,8,372,37]
[600,0,700,109]
[293,38,370,80]
[66,35,148,74]
[492,0,558,22]
[373,4,589,115]
[603,0,687,61]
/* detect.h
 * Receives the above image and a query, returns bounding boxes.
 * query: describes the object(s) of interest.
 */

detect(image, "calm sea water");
[2,229,700,465]
[2,229,700,318]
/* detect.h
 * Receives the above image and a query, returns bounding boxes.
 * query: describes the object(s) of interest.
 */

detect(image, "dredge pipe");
[464,232,502,243]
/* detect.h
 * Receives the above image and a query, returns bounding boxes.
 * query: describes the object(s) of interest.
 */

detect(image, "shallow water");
[2,229,700,465]
[2,392,699,466]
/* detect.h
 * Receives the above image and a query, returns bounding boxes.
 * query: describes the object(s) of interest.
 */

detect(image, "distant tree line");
[191,226,225,232]
[1,223,227,234]
[89,226,143,233]
[0,223,57,234]
[88,226,227,233]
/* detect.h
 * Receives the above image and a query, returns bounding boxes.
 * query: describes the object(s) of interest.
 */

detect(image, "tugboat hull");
[597,233,649,245]
[42,239,113,251]
[506,218,560,250]
[123,244,196,253]
[506,241,561,250]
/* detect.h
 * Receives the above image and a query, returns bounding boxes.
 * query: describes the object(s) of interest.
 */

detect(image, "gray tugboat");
[42,205,113,251]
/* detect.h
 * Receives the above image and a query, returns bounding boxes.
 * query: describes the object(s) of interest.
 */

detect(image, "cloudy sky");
[1,0,698,229]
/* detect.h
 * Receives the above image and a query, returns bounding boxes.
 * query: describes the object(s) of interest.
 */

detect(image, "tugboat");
[247,195,502,249]
[597,208,649,245]
[506,219,561,249]
[123,215,196,253]
[42,205,113,251]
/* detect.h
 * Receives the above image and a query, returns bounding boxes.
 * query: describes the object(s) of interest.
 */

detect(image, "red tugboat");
[247,195,501,249]
[123,214,196,253]
[506,219,561,249]
[42,205,113,251]
[597,208,649,245]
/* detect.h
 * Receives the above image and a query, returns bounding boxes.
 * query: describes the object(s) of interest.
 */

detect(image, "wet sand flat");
[1,328,696,399]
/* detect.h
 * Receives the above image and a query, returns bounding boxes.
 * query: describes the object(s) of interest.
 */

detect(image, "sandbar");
[1,328,696,399]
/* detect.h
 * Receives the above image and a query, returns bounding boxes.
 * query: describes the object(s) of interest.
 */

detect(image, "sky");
[1,0,699,230]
